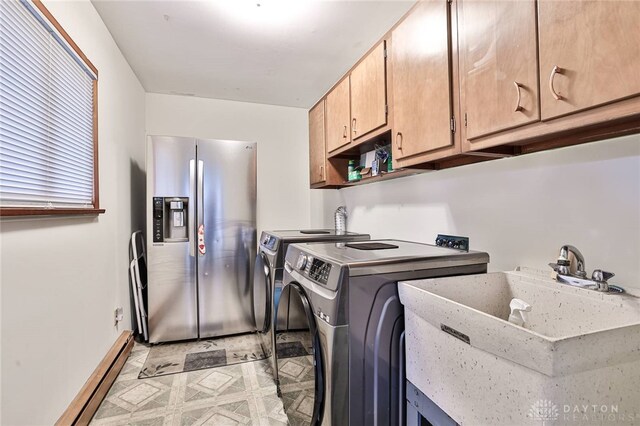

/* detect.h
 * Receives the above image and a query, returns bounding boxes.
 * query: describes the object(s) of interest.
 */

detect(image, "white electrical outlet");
[114,307,123,325]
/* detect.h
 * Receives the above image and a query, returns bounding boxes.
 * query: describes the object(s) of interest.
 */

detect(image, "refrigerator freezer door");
[147,136,198,343]
[196,139,257,338]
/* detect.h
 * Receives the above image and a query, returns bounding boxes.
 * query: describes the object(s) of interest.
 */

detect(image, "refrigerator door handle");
[197,160,205,256]
[189,159,196,257]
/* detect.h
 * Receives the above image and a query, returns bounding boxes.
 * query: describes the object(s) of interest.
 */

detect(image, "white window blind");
[0,0,96,209]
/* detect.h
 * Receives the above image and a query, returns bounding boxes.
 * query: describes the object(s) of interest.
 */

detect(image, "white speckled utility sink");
[399,269,640,425]
[400,269,640,376]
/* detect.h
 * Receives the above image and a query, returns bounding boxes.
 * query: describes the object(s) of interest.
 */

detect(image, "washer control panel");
[308,258,332,285]
[286,246,342,292]
[295,253,332,285]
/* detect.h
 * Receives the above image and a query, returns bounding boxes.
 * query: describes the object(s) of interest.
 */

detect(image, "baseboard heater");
[56,330,134,425]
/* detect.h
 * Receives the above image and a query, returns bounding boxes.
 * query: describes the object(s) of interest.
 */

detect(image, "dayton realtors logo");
[529,400,560,425]
[529,400,637,423]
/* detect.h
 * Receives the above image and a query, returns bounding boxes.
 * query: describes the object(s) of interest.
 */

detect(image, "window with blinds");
[0,0,100,215]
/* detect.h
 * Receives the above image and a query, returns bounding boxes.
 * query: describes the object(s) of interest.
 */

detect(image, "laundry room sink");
[399,269,640,425]
[400,269,640,375]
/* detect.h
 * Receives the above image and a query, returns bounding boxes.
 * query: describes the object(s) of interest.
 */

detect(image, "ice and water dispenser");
[152,197,189,242]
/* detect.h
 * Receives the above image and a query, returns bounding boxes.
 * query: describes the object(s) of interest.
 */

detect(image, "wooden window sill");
[0,208,106,217]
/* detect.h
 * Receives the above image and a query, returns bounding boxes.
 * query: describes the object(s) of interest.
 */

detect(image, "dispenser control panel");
[153,197,164,242]
[153,196,188,242]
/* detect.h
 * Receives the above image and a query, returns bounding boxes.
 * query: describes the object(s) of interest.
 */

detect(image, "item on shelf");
[348,160,363,182]
[348,159,356,181]
[374,144,392,173]
[371,159,380,177]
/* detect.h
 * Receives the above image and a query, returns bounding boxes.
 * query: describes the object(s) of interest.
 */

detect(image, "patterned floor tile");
[90,341,287,426]
[198,370,234,391]
[183,363,248,403]
[128,416,166,426]
[92,400,130,420]
[120,383,162,405]
[262,417,288,426]
[277,356,314,385]
[279,361,304,378]
[278,355,315,426]
[177,407,211,426]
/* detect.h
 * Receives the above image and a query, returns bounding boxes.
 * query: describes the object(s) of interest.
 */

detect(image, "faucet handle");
[592,269,614,292]
[592,269,614,282]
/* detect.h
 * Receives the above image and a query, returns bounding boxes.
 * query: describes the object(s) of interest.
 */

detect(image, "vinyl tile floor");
[90,342,289,425]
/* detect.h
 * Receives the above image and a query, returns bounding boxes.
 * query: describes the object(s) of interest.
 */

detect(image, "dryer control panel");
[260,233,278,251]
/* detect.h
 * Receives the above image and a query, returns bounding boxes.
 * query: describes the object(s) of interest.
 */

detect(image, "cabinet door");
[392,0,452,160]
[308,101,326,185]
[326,77,351,153]
[538,0,640,120]
[460,0,539,140]
[350,42,387,140]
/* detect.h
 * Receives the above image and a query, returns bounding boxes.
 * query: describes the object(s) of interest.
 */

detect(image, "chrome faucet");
[555,245,587,278]
[549,245,622,293]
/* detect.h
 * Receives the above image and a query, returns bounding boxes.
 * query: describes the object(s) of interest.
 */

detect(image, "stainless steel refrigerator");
[146,135,257,343]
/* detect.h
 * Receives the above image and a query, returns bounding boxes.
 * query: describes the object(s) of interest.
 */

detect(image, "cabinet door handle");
[343,125,347,138]
[352,118,357,135]
[513,82,523,112]
[548,66,564,100]
[319,165,324,178]
[396,132,403,150]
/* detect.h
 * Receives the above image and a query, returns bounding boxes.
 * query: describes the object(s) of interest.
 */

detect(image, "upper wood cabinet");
[308,101,326,185]
[459,0,539,140]
[391,0,454,163]
[308,0,640,188]
[350,42,387,140]
[326,77,351,153]
[538,0,640,120]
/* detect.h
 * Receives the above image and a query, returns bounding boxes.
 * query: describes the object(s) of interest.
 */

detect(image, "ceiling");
[91,0,414,108]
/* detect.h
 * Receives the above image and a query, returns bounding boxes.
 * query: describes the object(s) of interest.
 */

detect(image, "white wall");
[145,93,311,235]
[312,135,640,291]
[0,0,146,424]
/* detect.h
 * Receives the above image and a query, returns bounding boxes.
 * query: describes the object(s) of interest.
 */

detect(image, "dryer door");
[275,282,324,426]
[253,252,271,333]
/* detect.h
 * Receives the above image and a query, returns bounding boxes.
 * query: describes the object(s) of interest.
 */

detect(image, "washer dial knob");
[296,253,308,270]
